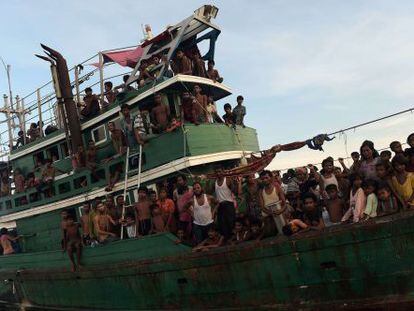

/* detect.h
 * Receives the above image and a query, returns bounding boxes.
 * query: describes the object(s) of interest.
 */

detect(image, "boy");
[150,203,166,233]
[134,186,152,236]
[13,169,25,193]
[192,226,224,252]
[222,103,236,127]
[377,183,398,215]
[121,213,137,239]
[0,228,21,255]
[324,184,346,224]
[282,219,309,236]
[232,95,246,127]
[80,87,100,119]
[362,179,378,220]
[380,150,392,163]
[391,154,414,208]
[64,215,83,272]
[80,203,92,245]
[150,93,170,133]
[301,193,325,230]
[390,141,404,156]
[206,60,223,83]
[102,81,116,109]
[349,151,361,173]
[229,218,249,244]
[245,219,263,241]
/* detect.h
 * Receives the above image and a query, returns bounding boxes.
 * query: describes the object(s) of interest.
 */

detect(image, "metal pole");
[98,52,104,104]
[3,95,13,150]
[21,98,27,145]
[0,58,13,110]
[74,66,81,107]
[36,89,43,137]
[137,144,143,189]
[120,147,130,240]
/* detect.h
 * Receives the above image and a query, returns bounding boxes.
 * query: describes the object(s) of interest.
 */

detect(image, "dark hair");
[104,81,113,88]
[349,172,363,185]
[360,140,379,160]
[380,150,392,157]
[259,170,272,178]
[375,161,386,168]
[192,181,202,189]
[282,224,294,236]
[138,186,148,194]
[85,87,92,93]
[321,158,334,167]
[390,141,401,149]
[121,104,129,111]
[407,133,414,144]
[0,228,8,235]
[392,154,408,167]
[123,75,130,82]
[362,179,377,190]
[125,213,134,219]
[351,151,360,157]
[224,103,231,110]
[66,214,75,221]
[18,130,23,136]
[406,148,414,157]
[377,182,391,193]
[177,174,187,181]
[325,184,338,192]
[237,95,244,101]
[301,192,318,203]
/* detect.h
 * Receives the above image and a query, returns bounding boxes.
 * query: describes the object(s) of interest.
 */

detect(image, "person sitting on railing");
[138,59,156,87]
[13,169,25,193]
[102,81,117,110]
[27,122,40,143]
[37,159,66,197]
[206,60,223,83]
[192,52,207,78]
[79,87,100,119]
[171,49,192,75]
[150,93,170,133]
[105,162,123,192]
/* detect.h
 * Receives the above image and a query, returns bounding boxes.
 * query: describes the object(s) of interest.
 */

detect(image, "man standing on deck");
[233,95,246,127]
[213,169,238,240]
[150,93,170,133]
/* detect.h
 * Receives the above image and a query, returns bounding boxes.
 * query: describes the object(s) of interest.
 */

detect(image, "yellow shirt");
[392,173,414,205]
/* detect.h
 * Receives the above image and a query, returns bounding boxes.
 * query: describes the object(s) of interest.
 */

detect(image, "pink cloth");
[92,47,144,68]
[342,188,366,223]
[177,190,193,222]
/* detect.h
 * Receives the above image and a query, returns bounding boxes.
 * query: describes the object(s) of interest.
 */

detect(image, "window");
[74,176,88,189]
[58,182,71,194]
[91,124,107,145]
[46,145,60,161]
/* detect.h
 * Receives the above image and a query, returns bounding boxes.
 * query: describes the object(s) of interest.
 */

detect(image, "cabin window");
[58,182,71,194]
[33,151,45,168]
[5,200,12,210]
[46,145,60,161]
[91,124,107,145]
[74,176,88,189]
[60,142,70,158]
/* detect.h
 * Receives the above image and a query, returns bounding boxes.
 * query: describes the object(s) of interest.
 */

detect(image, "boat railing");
[0,45,139,160]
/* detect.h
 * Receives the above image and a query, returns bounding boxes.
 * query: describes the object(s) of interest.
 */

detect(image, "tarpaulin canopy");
[92,46,144,68]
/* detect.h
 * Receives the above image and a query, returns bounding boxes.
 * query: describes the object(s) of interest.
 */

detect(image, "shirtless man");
[181,92,199,125]
[39,159,64,197]
[150,93,170,133]
[80,203,92,245]
[64,215,83,272]
[171,49,192,75]
[0,228,20,255]
[134,186,152,236]
[192,53,207,77]
[206,60,223,83]
[102,81,117,110]
[324,184,346,224]
[13,169,25,193]
[80,87,100,119]
[93,202,117,243]
[107,122,127,156]
[86,140,100,180]
[193,85,208,123]
[60,210,70,251]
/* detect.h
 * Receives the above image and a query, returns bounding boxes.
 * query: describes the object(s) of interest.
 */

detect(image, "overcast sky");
[0,0,413,169]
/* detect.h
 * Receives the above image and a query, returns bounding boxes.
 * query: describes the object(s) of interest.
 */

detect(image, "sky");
[0,0,413,170]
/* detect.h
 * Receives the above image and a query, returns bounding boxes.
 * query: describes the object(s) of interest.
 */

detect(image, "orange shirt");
[157,199,175,214]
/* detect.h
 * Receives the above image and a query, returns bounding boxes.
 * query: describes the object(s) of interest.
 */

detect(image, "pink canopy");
[92,46,144,68]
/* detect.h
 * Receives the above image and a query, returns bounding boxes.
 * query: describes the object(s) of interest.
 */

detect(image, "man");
[120,104,139,148]
[150,93,170,133]
[102,81,117,110]
[108,122,127,156]
[80,87,100,119]
[206,60,223,83]
[186,182,217,244]
[214,169,238,240]
[193,85,208,123]
[134,186,152,236]
[93,202,117,243]
[259,170,287,235]
[181,92,198,125]
[222,103,235,127]
[133,108,149,145]
[171,49,192,75]
[232,95,246,127]
[115,75,135,93]
[192,53,207,77]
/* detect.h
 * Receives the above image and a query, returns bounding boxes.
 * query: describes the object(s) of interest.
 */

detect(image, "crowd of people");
[55,133,414,271]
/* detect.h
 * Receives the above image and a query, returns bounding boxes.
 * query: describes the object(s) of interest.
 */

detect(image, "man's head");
[82,203,90,213]
[123,75,130,83]
[97,202,106,213]
[154,93,162,105]
[390,141,403,154]
[138,186,148,199]
[375,162,388,179]
[61,210,69,219]
[407,133,414,148]
[108,121,115,132]
[377,183,391,201]
[236,95,244,104]
[176,50,184,59]
[302,192,318,213]
[159,188,168,199]
[66,215,75,225]
[149,190,157,202]
[85,87,92,95]
[351,152,360,162]
[104,81,113,91]
[116,195,124,206]
[325,184,339,199]
[259,170,273,186]
[224,103,232,113]
[380,150,392,162]
[392,154,408,173]
[193,182,203,196]
[321,158,334,174]
[193,85,201,94]
[121,104,130,117]
[176,175,187,187]
[0,228,8,236]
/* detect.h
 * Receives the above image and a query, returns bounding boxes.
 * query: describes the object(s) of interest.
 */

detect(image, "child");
[282,219,309,236]
[175,228,192,246]
[375,162,392,181]
[232,95,246,127]
[324,184,346,224]
[377,183,398,216]
[361,179,378,220]
[192,226,224,252]
[229,218,249,244]
[222,103,235,127]
[122,213,137,239]
[406,148,414,173]
[342,173,366,223]
[80,203,92,245]
[245,219,263,241]
[380,150,392,163]
[301,193,325,230]
[134,186,152,236]
[64,215,83,272]
[151,204,166,233]
[391,154,414,208]
[319,158,339,199]
[0,228,21,255]
[165,117,182,132]
[349,151,361,173]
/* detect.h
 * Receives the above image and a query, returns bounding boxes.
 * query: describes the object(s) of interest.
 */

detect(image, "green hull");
[1,212,414,310]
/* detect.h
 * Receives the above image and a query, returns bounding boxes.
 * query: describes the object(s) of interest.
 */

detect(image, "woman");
[359,140,380,180]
